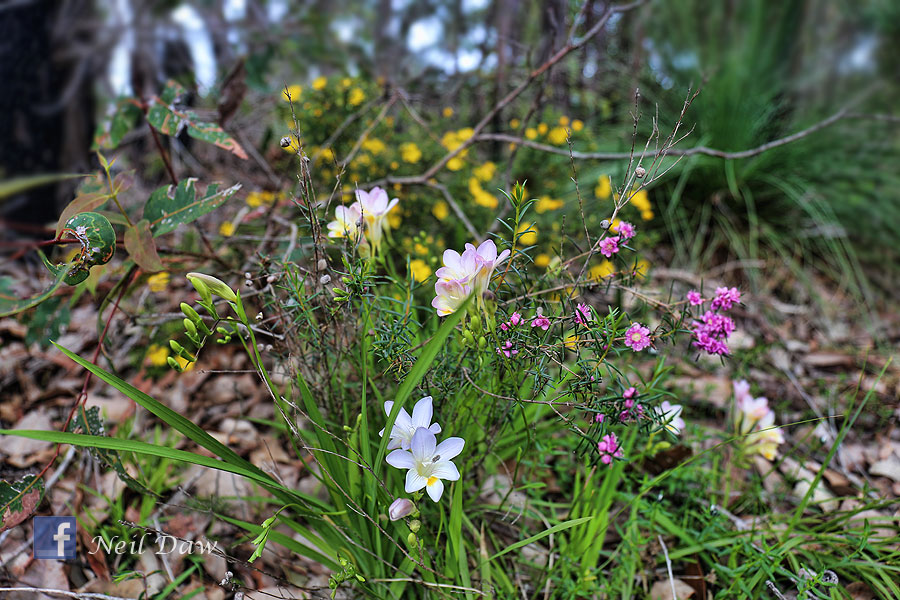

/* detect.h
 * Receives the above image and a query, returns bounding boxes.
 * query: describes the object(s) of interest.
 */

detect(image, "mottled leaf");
[68,406,153,496]
[147,80,248,159]
[56,193,109,237]
[145,178,241,237]
[60,212,117,285]
[0,475,44,532]
[123,219,164,272]
[93,97,142,149]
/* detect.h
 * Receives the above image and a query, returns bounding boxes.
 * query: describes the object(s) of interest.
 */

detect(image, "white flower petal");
[432,460,460,481]
[435,437,465,461]
[406,470,428,493]
[410,427,436,462]
[429,423,442,436]
[411,396,434,429]
[386,449,415,470]
[425,478,444,502]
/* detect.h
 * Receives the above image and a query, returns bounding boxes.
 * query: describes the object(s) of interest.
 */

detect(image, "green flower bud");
[408,519,421,533]
[166,356,182,372]
[406,532,417,546]
[187,272,237,302]
[477,336,487,349]
[183,318,197,337]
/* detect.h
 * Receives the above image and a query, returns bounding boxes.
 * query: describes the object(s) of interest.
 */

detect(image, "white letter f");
[53,522,72,557]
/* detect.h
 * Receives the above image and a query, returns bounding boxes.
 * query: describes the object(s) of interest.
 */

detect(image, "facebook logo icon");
[33,517,76,559]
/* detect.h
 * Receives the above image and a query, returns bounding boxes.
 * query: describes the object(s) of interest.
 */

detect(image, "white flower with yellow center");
[431,279,473,317]
[386,427,464,502]
[658,401,685,435]
[355,186,398,251]
[326,204,362,241]
[379,396,442,451]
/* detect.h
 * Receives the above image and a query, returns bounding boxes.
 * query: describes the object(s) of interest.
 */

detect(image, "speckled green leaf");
[60,212,116,285]
[93,97,142,149]
[68,406,152,495]
[0,475,44,532]
[147,80,248,159]
[145,178,242,237]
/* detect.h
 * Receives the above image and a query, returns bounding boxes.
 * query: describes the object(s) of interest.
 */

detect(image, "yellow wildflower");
[362,137,386,155]
[432,201,449,220]
[341,77,352,88]
[473,161,496,182]
[319,148,336,163]
[537,123,548,135]
[641,209,654,221]
[409,259,432,282]
[509,118,521,129]
[457,127,474,139]
[442,107,454,118]
[589,260,615,281]
[387,203,402,229]
[146,345,169,367]
[447,156,465,171]
[147,272,169,292]
[469,177,498,208]
[219,222,236,237]
[393,183,402,192]
[572,119,584,132]
[535,196,564,213]
[400,142,422,163]
[174,355,195,372]
[564,334,579,351]
[385,116,394,127]
[282,85,302,102]
[348,87,365,106]
[524,127,538,140]
[313,108,322,117]
[547,127,568,145]
[516,221,537,245]
[595,175,612,199]
[558,116,570,126]
[390,161,399,170]
[534,253,551,268]
[312,76,327,90]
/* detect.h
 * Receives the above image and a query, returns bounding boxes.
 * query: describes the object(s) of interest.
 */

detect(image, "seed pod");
[600,219,611,230]
[280,136,292,148]
[320,274,331,285]
[635,166,646,178]
[317,258,328,271]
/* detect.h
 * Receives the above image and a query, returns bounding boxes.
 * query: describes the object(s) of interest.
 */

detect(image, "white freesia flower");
[745,412,785,461]
[379,396,442,450]
[326,204,362,241]
[659,401,686,436]
[431,279,473,317]
[386,427,464,502]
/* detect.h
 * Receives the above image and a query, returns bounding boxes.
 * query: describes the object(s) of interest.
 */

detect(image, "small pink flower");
[595,413,605,423]
[531,316,550,330]
[598,236,620,258]
[686,290,703,306]
[623,322,651,352]
[509,312,523,326]
[614,221,635,240]
[623,387,637,400]
[597,433,624,465]
[496,340,518,358]
[574,303,593,325]
[711,286,741,311]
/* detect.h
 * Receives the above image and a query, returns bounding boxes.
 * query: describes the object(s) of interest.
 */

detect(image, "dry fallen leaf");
[650,577,695,600]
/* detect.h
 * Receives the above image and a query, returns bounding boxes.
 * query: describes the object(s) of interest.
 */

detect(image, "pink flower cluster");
[499,311,523,331]
[597,433,624,465]
[531,311,550,330]
[496,340,518,358]
[598,236,620,258]
[618,387,645,421]
[574,302,593,325]
[687,286,741,356]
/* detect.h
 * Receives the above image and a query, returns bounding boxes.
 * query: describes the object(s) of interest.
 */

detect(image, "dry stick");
[0,589,135,600]
[658,535,679,600]
[473,106,894,161]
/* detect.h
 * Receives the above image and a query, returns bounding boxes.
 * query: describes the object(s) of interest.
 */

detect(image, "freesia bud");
[388,498,415,521]
[187,273,237,302]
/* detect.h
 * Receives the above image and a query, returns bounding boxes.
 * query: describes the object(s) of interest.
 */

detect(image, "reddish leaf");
[124,219,164,272]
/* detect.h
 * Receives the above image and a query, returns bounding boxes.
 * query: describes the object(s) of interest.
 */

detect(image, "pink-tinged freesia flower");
[659,401,686,435]
[745,412,785,460]
[467,239,510,298]
[379,396,442,450]
[597,433,625,465]
[388,498,415,521]
[574,303,593,325]
[435,246,479,283]
[598,235,621,258]
[711,286,741,311]
[624,322,651,352]
[613,221,635,240]
[731,380,784,460]
[386,427,464,502]
[432,279,472,317]
[686,290,703,306]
